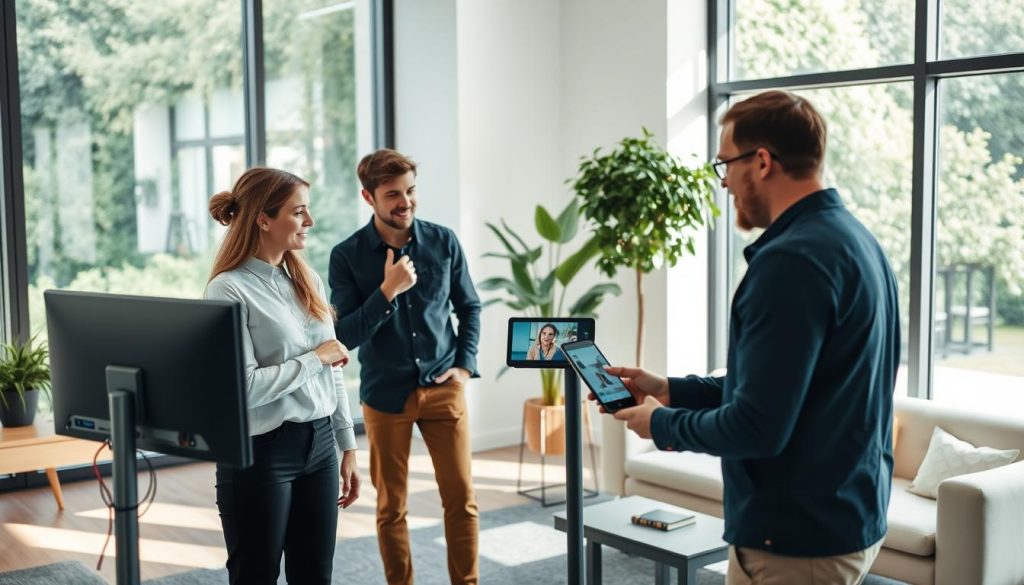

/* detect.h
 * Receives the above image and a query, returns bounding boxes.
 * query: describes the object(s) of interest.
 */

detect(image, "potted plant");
[480,200,620,454]
[571,128,719,366]
[0,334,52,427]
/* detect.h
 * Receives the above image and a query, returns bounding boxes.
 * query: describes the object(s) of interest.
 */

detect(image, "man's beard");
[379,208,414,230]
[735,196,754,231]
[733,171,768,231]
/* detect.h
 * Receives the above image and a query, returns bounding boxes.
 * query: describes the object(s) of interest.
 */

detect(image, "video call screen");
[506,318,595,368]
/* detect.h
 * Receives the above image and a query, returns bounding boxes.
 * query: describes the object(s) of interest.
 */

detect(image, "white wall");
[559,0,671,380]
[394,0,709,451]
[393,0,461,230]
[455,0,566,451]
[665,0,712,377]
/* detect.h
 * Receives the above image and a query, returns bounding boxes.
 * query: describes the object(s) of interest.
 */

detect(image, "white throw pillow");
[907,426,1019,499]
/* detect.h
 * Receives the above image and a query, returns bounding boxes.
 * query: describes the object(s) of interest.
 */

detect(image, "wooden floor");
[0,435,600,583]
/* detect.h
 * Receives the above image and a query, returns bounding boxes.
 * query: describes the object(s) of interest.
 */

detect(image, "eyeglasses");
[711,150,780,180]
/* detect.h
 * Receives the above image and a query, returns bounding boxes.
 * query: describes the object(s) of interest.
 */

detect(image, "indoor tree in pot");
[571,128,719,366]
[0,334,52,427]
[480,200,620,454]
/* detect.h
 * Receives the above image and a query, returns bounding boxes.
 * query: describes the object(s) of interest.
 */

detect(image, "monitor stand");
[106,366,143,585]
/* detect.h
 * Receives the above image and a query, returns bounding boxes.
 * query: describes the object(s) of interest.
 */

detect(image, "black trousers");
[216,417,339,585]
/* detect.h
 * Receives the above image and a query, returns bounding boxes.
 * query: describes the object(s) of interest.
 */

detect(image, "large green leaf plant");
[480,201,621,405]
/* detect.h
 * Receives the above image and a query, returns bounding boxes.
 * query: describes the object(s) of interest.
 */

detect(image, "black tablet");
[506,317,595,368]
[560,339,637,412]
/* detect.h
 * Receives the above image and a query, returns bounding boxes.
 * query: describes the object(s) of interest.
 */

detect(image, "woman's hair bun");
[209,190,238,226]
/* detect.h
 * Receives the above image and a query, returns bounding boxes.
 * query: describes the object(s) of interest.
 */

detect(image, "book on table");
[631,508,697,531]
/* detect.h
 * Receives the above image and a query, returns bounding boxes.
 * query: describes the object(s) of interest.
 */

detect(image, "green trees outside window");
[15,0,374,406]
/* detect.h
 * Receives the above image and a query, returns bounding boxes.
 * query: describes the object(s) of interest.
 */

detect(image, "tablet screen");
[561,342,633,405]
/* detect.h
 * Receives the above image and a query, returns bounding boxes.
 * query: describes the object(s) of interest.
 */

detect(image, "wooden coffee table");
[554,495,728,585]
[0,417,110,509]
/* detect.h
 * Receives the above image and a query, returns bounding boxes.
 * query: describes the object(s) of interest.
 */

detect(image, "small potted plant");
[0,334,52,427]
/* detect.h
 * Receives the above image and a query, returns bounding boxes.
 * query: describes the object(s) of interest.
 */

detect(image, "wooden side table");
[0,417,111,509]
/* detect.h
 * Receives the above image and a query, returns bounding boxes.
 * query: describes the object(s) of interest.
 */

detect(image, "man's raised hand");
[380,247,416,301]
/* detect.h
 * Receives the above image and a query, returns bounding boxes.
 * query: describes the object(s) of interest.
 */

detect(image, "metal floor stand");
[516,396,599,507]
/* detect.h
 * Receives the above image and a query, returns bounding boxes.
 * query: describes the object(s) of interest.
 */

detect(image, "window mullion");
[906,0,941,398]
[371,0,394,149]
[0,0,29,344]
[707,0,730,371]
[242,0,267,166]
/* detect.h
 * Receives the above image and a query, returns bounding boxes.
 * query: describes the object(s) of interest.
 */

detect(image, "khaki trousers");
[363,379,479,585]
[726,540,883,585]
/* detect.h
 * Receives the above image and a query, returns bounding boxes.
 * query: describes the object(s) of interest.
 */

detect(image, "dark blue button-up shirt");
[650,189,900,556]
[329,218,481,413]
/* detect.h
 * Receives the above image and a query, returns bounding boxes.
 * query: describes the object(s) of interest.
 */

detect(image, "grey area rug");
[145,496,727,585]
[146,498,908,585]
[0,560,106,584]
[2,501,909,584]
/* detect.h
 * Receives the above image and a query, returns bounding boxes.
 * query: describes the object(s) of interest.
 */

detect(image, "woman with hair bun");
[205,167,359,584]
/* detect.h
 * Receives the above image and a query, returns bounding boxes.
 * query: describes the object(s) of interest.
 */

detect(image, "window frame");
[0,0,394,344]
[706,0,1024,398]
[0,0,29,344]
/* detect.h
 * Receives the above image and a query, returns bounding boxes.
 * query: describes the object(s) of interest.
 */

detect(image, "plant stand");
[516,395,599,507]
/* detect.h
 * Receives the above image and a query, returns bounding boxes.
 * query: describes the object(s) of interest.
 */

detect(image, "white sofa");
[601,396,1024,585]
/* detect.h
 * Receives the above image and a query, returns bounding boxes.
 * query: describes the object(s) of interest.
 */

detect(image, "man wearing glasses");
[596,90,900,584]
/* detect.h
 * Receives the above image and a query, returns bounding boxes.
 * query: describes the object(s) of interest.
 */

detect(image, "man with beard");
[595,90,900,585]
[329,149,481,585]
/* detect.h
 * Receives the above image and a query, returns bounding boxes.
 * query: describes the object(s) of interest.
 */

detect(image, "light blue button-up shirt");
[205,257,357,452]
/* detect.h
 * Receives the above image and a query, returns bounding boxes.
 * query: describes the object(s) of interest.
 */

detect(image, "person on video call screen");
[526,323,563,361]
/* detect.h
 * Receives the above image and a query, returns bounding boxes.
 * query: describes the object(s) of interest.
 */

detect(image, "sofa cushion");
[907,425,1019,499]
[884,477,937,557]
[624,450,723,502]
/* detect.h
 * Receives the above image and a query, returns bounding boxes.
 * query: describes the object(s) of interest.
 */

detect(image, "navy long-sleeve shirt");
[650,189,900,556]
[329,218,481,413]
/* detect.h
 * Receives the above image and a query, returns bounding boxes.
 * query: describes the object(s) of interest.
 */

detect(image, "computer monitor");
[45,289,251,585]
[45,290,251,467]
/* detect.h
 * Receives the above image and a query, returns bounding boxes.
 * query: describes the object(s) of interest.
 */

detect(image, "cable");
[137,450,158,519]
[92,441,114,571]
[91,441,160,571]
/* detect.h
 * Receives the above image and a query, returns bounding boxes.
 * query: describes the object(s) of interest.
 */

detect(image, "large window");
[4,0,386,414]
[711,0,1024,416]
[264,0,372,280]
[931,73,1024,411]
[727,83,914,396]
[22,0,245,297]
[941,0,1024,59]
[18,1,246,334]
[731,0,914,80]
[263,0,377,396]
